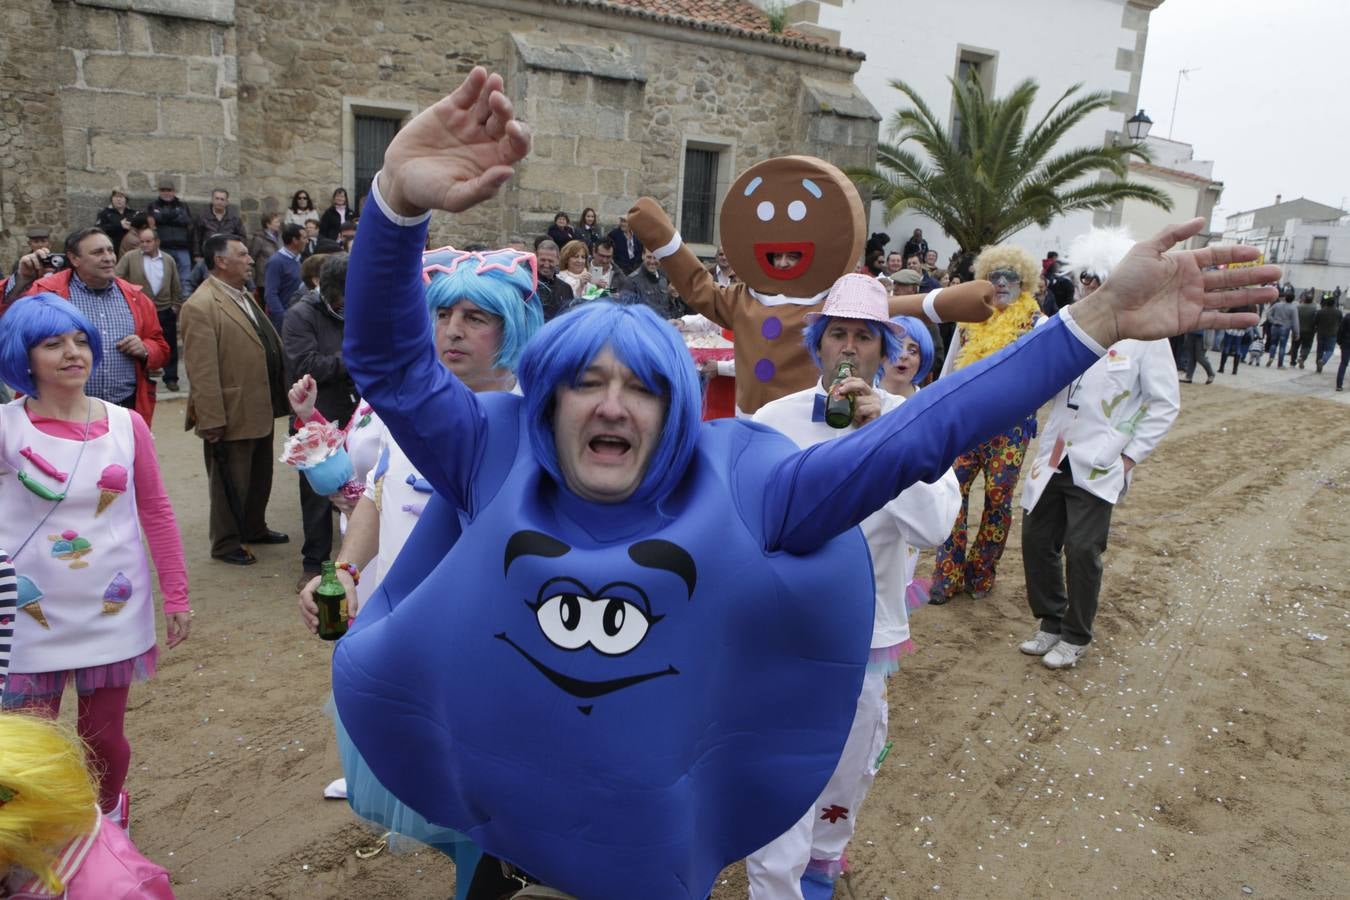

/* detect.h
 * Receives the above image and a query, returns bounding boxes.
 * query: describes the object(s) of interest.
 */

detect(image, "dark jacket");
[264,249,302,334]
[576,224,603,251]
[1296,300,1318,335]
[536,274,575,321]
[608,227,644,274]
[282,293,357,424]
[611,266,685,319]
[1314,304,1343,340]
[318,206,355,241]
[1339,311,1350,348]
[902,236,928,262]
[194,207,247,259]
[548,224,577,249]
[96,205,140,254]
[146,197,194,251]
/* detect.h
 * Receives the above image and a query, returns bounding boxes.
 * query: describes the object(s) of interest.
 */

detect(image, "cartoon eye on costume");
[535,589,591,650]
[787,200,807,222]
[756,201,775,222]
[531,578,658,656]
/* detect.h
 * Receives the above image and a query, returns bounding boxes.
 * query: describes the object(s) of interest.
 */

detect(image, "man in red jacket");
[8,227,169,425]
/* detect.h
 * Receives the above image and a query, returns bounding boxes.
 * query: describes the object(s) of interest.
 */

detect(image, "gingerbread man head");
[719,156,866,299]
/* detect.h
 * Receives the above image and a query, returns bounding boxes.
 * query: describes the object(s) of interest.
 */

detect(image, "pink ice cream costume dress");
[0,399,188,705]
[1,808,175,899]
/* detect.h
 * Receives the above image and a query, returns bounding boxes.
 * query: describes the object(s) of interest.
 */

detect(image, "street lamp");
[1125,109,1153,142]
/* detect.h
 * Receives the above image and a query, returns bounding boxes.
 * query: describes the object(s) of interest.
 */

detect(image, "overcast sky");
[1137,0,1350,225]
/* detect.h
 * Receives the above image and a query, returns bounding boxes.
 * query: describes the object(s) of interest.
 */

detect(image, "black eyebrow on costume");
[504,530,572,575]
[628,540,697,599]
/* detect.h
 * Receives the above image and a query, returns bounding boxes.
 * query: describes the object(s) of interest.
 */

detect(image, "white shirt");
[142,251,165,297]
[754,384,960,647]
[210,275,258,325]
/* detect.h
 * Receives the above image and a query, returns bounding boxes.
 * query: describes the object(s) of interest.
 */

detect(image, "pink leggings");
[20,686,131,813]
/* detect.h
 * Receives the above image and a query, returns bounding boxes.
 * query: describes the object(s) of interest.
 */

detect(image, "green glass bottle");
[314,560,349,641]
[824,361,856,429]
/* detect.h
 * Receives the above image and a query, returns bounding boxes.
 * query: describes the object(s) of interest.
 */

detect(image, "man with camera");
[5,227,169,425]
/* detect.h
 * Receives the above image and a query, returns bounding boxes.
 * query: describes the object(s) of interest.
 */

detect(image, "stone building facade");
[1,0,878,264]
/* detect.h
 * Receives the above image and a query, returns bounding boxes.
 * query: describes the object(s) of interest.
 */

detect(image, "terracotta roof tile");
[544,0,863,59]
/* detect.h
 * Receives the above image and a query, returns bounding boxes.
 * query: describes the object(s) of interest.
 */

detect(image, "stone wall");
[0,0,67,266]
[1,0,876,262]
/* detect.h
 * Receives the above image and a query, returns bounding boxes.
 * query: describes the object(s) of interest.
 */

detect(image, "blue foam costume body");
[335,198,1102,898]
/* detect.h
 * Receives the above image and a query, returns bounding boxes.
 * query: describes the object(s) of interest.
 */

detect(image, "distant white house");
[1220,197,1348,294]
[1116,136,1223,249]
[750,0,1170,262]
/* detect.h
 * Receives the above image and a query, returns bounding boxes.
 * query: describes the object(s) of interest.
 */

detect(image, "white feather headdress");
[1067,227,1135,281]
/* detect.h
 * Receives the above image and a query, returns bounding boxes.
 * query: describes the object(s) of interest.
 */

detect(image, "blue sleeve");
[342,197,487,512]
[762,314,1101,555]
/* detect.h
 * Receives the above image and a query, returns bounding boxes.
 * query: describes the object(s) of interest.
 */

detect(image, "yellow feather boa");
[954,292,1041,370]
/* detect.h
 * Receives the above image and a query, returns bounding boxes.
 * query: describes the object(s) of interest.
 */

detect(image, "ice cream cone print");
[101,572,132,616]
[17,576,48,629]
[49,530,93,569]
[95,464,128,516]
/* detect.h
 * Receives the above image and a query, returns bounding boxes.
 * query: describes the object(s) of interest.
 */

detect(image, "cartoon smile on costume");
[492,530,692,713]
[720,156,864,299]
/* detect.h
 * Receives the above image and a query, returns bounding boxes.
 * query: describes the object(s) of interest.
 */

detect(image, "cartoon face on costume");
[495,530,696,715]
[720,156,865,298]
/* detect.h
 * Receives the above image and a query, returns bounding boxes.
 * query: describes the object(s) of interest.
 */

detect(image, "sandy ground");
[119,354,1349,899]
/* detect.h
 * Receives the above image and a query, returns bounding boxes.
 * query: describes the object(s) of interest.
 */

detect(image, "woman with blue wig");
[879,314,936,397]
[0,293,190,830]
[290,245,542,898]
[330,67,1275,899]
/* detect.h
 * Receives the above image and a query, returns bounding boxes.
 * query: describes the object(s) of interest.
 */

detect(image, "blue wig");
[517,301,701,506]
[0,293,104,398]
[880,315,935,385]
[422,248,544,371]
[801,316,905,373]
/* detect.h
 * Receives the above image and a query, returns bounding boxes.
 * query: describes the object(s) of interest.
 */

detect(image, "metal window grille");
[681,148,719,245]
[355,114,401,210]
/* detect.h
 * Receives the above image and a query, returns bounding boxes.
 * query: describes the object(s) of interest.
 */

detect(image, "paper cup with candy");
[280,421,358,497]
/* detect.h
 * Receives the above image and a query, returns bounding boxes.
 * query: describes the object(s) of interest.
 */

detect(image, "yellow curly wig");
[972,244,1039,288]
[0,713,98,891]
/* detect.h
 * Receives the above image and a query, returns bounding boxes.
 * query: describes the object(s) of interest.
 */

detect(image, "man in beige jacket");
[115,225,183,392]
[180,233,290,565]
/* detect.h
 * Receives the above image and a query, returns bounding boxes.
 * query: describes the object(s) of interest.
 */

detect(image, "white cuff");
[651,233,684,260]
[1059,307,1109,357]
[370,171,433,227]
[922,288,942,323]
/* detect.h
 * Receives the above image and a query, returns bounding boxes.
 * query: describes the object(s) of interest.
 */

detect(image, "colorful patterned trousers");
[932,425,1032,600]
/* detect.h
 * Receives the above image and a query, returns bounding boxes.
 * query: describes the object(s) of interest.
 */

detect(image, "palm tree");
[848,77,1172,256]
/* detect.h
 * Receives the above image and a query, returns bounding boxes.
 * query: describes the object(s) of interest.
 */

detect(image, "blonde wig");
[0,713,98,891]
[972,244,1039,289]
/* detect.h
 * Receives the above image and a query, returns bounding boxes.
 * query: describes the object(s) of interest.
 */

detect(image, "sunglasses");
[1080,272,1102,285]
[987,268,1022,284]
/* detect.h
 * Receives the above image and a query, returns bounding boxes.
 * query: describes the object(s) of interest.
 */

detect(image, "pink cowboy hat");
[804,273,905,335]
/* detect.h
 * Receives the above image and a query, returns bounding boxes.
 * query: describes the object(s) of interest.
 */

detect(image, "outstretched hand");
[1082,218,1279,345]
[378,67,531,218]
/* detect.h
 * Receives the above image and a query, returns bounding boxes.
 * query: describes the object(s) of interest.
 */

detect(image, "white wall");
[1119,168,1201,243]
[1277,219,1350,293]
[812,0,1143,263]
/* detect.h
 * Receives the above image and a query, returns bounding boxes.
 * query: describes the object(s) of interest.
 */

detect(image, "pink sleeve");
[130,413,190,614]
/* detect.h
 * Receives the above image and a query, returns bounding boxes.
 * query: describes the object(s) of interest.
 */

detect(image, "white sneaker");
[1042,640,1089,669]
[1019,630,1060,656]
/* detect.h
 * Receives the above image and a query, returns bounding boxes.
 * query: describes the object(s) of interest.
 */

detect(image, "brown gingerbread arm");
[628,198,735,328]
[888,280,995,323]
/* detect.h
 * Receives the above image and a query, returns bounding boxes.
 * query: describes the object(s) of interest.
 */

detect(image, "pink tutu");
[1,646,158,706]
[866,640,914,677]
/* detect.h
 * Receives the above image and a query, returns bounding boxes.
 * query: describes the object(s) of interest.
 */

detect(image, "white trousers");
[747,666,889,899]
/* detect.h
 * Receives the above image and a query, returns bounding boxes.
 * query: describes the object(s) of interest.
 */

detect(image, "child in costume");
[0,712,173,899]
[0,294,191,827]
[747,278,960,899]
[329,67,1271,900]
[627,156,995,416]
[930,245,1044,604]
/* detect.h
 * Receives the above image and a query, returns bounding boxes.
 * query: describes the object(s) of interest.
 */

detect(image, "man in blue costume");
[334,67,1277,899]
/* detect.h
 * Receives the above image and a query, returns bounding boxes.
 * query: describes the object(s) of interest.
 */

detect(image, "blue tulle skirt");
[329,699,482,900]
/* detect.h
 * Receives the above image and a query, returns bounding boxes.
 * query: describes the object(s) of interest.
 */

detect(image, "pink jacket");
[4,812,173,899]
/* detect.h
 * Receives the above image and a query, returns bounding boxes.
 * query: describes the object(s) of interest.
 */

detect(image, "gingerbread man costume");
[629,156,993,414]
